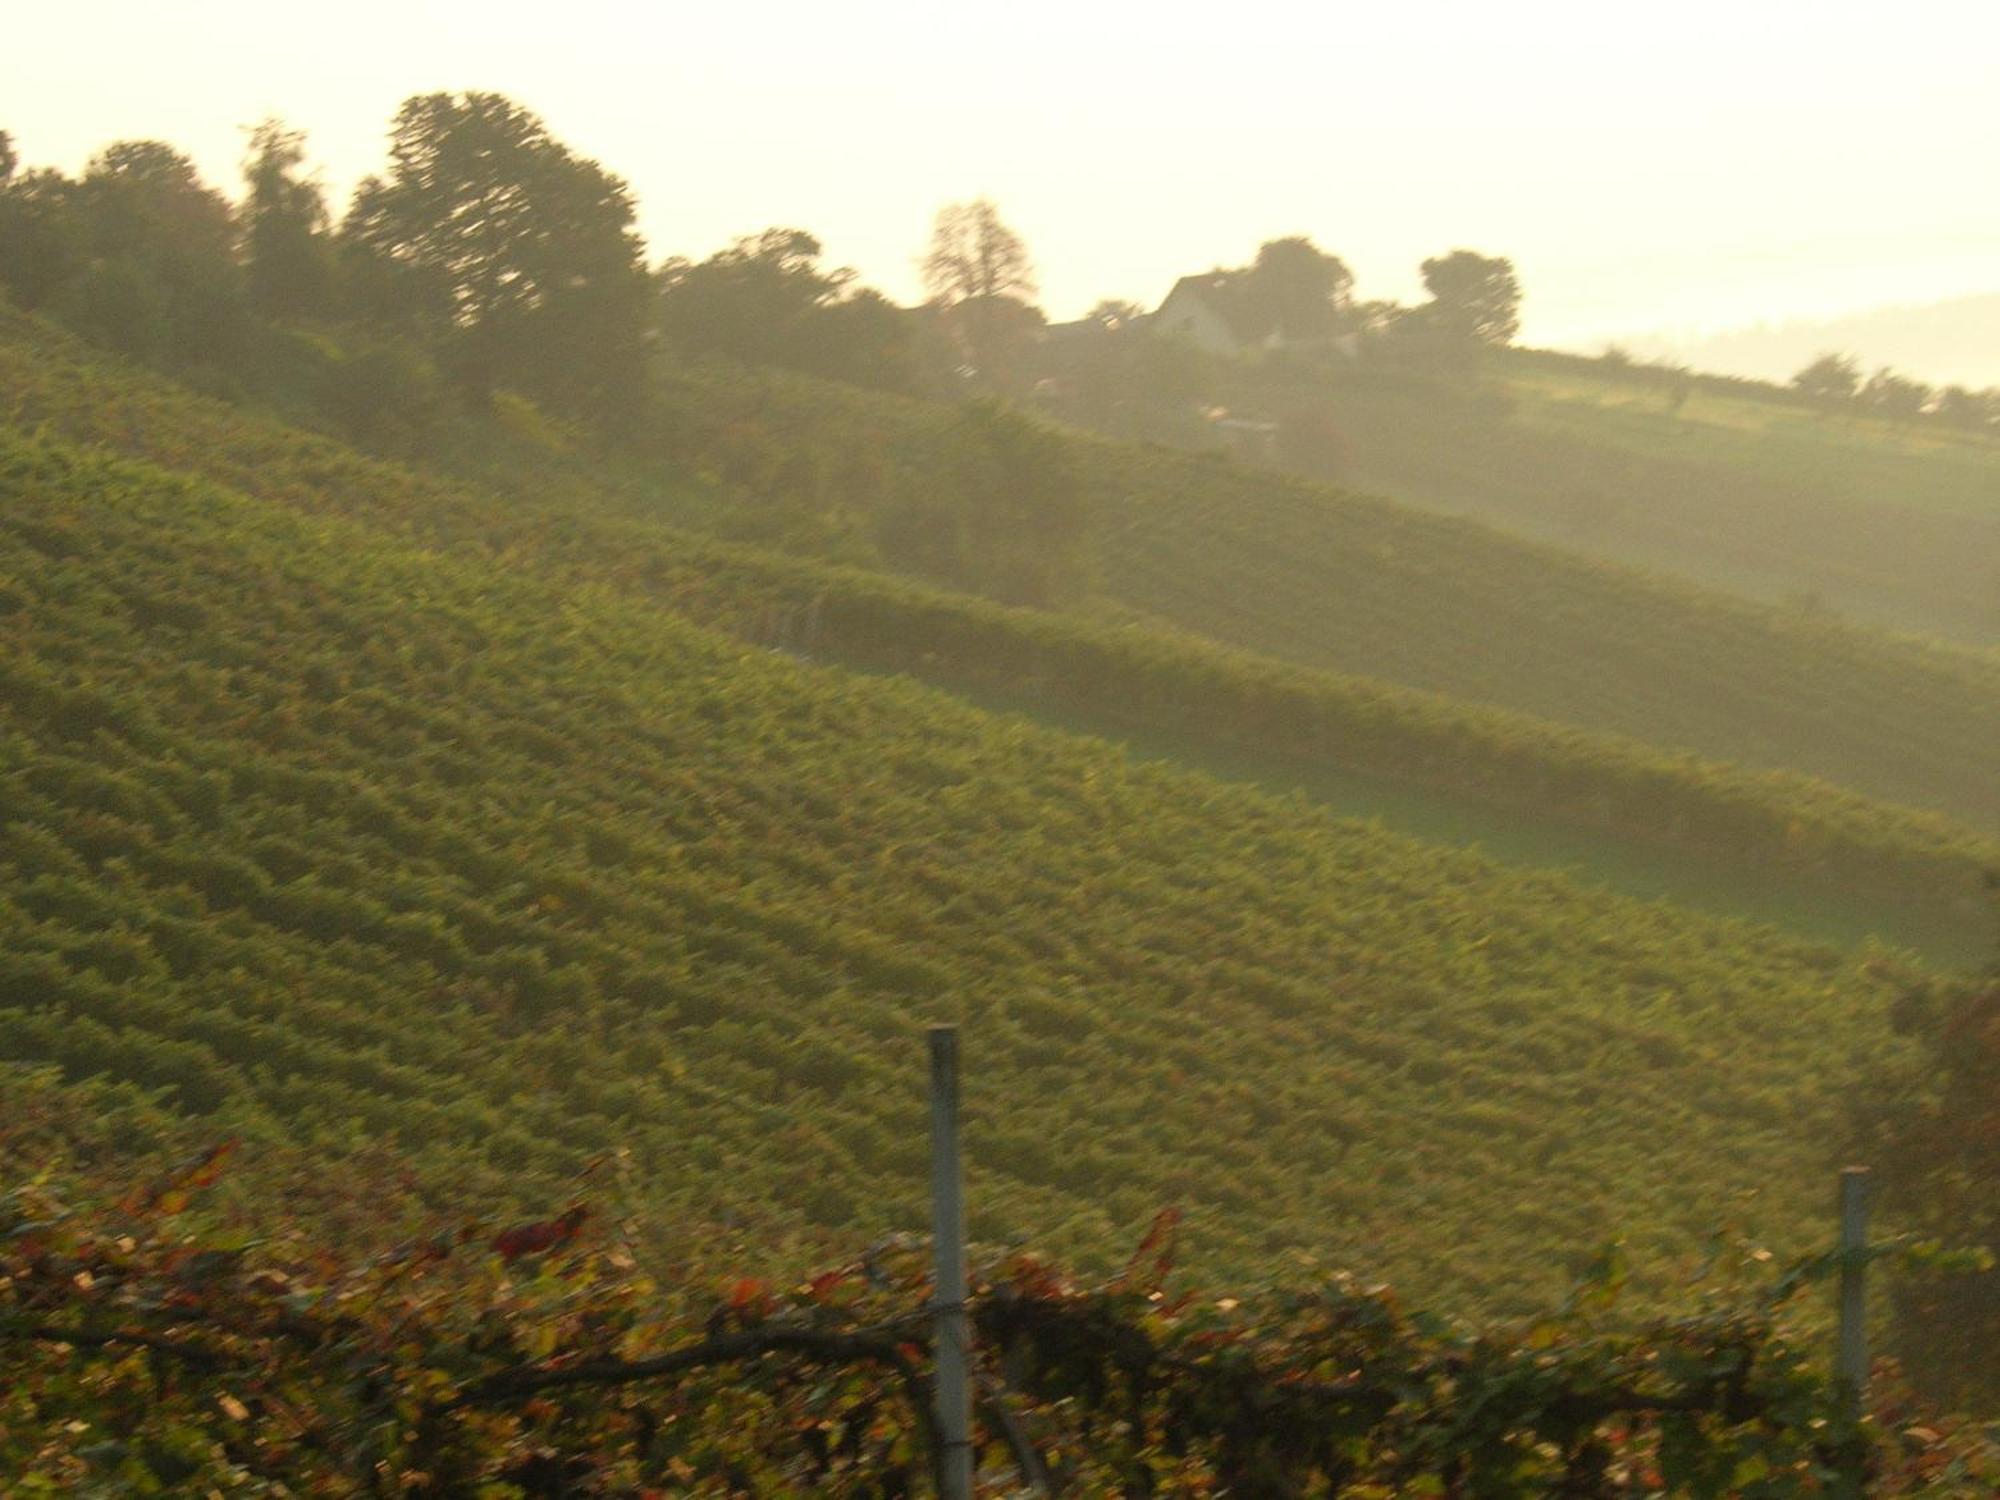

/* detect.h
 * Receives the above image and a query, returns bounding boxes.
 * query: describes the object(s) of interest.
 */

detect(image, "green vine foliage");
[0,418,1966,1306]
[4,1145,1996,1497]
[0,301,1993,938]
[623,347,2000,840]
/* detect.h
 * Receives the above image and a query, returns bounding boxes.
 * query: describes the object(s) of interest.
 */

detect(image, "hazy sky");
[6,0,1997,348]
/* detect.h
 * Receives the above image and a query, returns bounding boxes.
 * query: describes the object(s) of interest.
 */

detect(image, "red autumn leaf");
[119,1140,237,1216]
[804,1269,849,1304]
[491,1204,589,1262]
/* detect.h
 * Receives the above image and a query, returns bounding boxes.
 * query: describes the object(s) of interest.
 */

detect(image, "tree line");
[1,101,654,433]
[0,96,1525,442]
[1791,351,2000,433]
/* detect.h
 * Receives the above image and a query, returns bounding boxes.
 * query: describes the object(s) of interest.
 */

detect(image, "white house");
[1150,273,1281,357]
[1151,272,1360,359]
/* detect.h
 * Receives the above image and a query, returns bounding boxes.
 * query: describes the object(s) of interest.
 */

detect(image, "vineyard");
[2,303,1995,960]
[7,87,1999,1495]
[0,418,1968,1311]
[1078,442,2000,839]
[636,346,2000,838]
[631,347,2000,837]
[7,1070,1998,1495]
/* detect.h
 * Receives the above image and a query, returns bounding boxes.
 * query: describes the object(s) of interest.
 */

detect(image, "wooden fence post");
[1837,1165,1869,1403]
[929,1025,972,1500]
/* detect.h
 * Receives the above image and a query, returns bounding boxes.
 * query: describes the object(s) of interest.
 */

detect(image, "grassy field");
[0,425,1944,1314]
[1293,352,2000,647]
[1506,352,2000,523]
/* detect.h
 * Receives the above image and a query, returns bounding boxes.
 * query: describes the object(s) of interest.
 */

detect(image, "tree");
[1859,366,1932,424]
[343,92,648,421]
[655,228,919,390]
[921,197,1036,309]
[876,399,1091,606]
[657,227,847,357]
[806,286,922,392]
[1935,385,2000,433]
[1247,236,1353,342]
[52,141,247,366]
[0,139,86,311]
[240,119,334,319]
[1348,298,1407,340]
[1791,351,1861,404]
[1417,249,1521,345]
[81,141,237,263]
[920,198,1039,385]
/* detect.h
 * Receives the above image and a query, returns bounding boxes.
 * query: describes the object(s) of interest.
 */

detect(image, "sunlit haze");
[6,0,1996,350]
[7,0,2000,1471]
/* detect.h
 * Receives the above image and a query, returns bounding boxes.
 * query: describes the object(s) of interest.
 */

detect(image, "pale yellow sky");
[5,0,1996,348]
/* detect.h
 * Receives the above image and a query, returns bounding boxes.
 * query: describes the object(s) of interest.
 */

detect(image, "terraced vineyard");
[1081,441,2000,835]
[3,306,1993,951]
[0,425,1945,1310]
[607,349,2000,839]
[629,352,2000,837]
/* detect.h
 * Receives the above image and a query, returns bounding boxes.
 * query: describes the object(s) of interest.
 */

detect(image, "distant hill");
[1630,291,2000,389]
[1155,341,2000,648]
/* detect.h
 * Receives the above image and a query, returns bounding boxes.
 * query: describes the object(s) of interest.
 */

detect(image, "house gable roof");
[1159,272,1273,345]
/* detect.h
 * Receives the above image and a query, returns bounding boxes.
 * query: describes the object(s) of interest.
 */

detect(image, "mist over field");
[1631,291,2000,391]
[1,3,1996,1489]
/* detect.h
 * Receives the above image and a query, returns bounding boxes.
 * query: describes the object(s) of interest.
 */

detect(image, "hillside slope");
[1319,355,2000,644]
[1086,440,2000,834]
[2,305,1992,956]
[0,427,1935,1311]
[621,350,2000,833]
[9,303,1996,842]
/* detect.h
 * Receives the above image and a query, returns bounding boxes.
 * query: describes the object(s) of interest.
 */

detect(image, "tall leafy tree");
[1859,366,1933,423]
[0,136,85,311]
[79,141,237,266]
[343,93,648,421]
[1247,235,1353,342]
[1791,351,1862,404]
[240,119,334,319]
[657,228,846,361]
[921,197,1036,308]
[1935,385,2000,432]
[920,198,1039,385]
[1418,249,1521,346]
[54,141,248,366]
[655,228,917,389]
